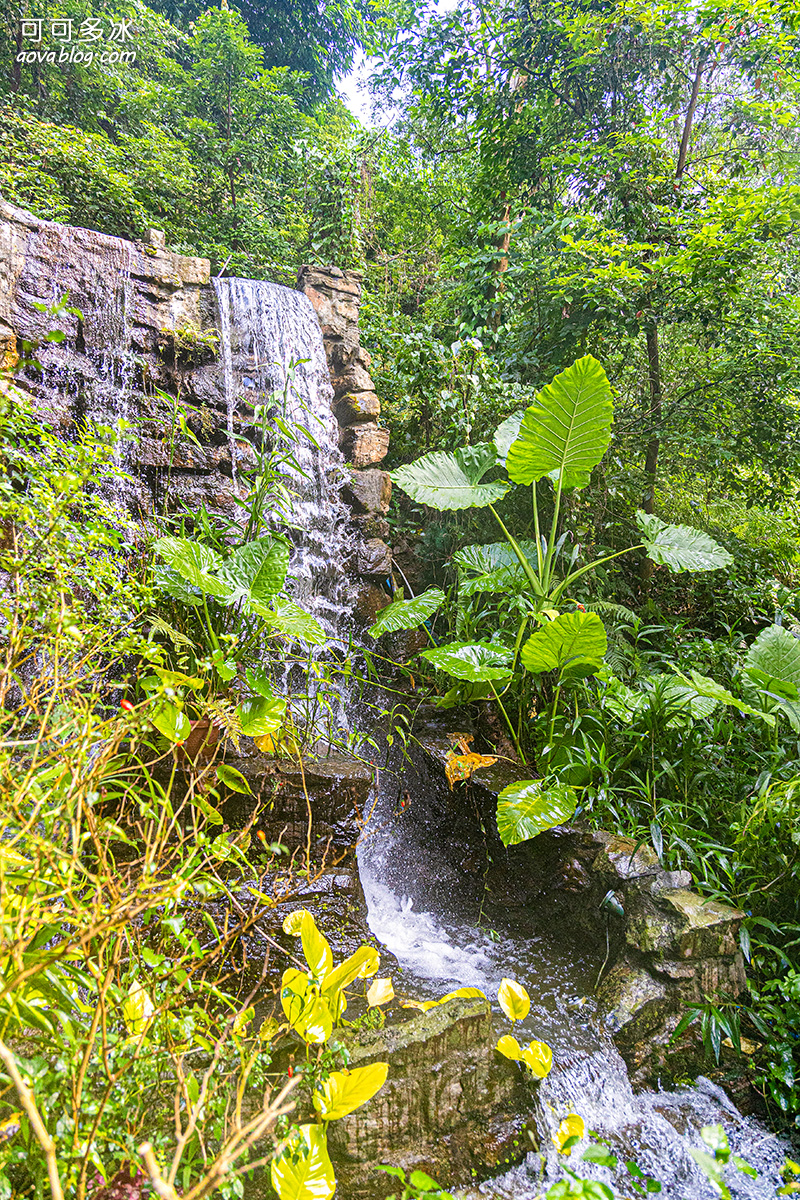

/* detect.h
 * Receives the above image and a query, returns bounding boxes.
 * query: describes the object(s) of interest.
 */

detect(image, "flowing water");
[212,277,355,641]
[357,744,794,1199]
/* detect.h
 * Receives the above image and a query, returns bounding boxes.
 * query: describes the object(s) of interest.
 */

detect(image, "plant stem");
[490,682,527,765]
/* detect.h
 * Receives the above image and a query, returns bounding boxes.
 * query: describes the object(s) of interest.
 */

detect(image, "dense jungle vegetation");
[4,0,800,1193]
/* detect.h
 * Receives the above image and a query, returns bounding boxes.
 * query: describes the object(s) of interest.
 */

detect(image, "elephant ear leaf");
[218,536,290,604]
[520,612,607,680]
[153,537,231,601]
[506,355,613,488]
[493,412,524,465]
[392,446,509,511]
[636,512,732,573]
[496,779,578,846]
[368,588,446,638]
[421,642,512,682]
[744,625,800,696]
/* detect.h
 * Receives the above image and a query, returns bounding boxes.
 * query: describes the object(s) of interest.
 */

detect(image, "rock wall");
[0,197,391,595]
[297,265,393,614]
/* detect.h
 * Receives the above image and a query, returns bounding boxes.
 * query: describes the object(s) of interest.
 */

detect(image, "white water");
[212,277,356,640]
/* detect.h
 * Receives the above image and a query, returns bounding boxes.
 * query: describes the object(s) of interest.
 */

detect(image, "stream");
[357,742,794,1199]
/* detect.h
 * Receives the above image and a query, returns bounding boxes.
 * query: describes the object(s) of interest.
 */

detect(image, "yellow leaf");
[270,1122,335,1200]
[498,978,530,1022]
[312,1062,389,1121]
[553,1114,585,1154]
[445,751,498,790]
[283,909,313,935]
[258,1017,281,1044]
[437,986,487,1003]
[367,977,395,1007]
[399,998,437,1012]
[256,733,278,754]
[495,1034,523,1061]
[121,981,155,1039]
[280,968,332,1044]
[519,1039,553,1079]
[0,1112,21,1143]
[322,945,380,997]
[300,911,333,980]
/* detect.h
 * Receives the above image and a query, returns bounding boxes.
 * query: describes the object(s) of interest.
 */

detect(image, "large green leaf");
[677,670,774,726]
[506,356,613,488]
[392,448,509,511]
[152,564,203,607]
[270,1123,335,1200]
[520,612,607,679]
[238,695,286,736]
[153,537,232,600]
[368,587,445,637]
[636,512,732,573]
[454,541,537,598]
[493,412,524,464]
[262,598,326,646]
[218,536,290,605]
[744,625,800,695]
[420,642,512,682]
[496,779,578,846]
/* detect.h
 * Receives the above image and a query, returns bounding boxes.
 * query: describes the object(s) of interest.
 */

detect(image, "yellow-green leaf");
[322,945,380,996]
[495,1034,523,1061]
[121,981,155,1039]
[300,911,333,980]
[498,978,530,1022]
[553,1114,585,1154]
[367,977,395,1007]
[280,968,309,1025]
[312,1062,389,1121]
[270,1123,335,1200]
[283,909,313,935]
[519,1039,553,1078]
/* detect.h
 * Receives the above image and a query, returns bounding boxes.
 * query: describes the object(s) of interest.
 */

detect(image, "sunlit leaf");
[421,642,511,683]
[312,1063,389,1121]
[149,699,191,743]
[367,977,395,1007]
[368,588,445,638]
[506,356,613,488]
[636,511,732,573]
[496,779,578,846]
[519,1039,553,1078]
[322,945,380,996]
[498,978,530,1022]
[153,536,232,600]
[553,1114,586,1154]
[300,911,333,980]
[216,763,252,794]
[283,909,313,935]
[218,536,290,604]
[520,611,607,679]
[238,694,286,736]
[493,411,524,464]
[392,448,509,511]
[270,1122,335,1200]
[496,1034,524,1060]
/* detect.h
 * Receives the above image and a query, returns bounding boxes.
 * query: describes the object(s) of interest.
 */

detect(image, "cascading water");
[357,741,794,1199]
[212,277,356,641]
[30,221,138,482]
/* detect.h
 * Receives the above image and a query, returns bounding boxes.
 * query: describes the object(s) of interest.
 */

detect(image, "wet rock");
[219,750,374,856]
[354,582,392,624]
[660,888,745,959]
[329,996,530,1197]
[597,958,670,1044]
[342,468,392,515]
[341,422,390,466]
[357,537,392,577]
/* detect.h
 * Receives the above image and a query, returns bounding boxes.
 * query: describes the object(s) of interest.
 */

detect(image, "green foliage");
[496,780,578,847]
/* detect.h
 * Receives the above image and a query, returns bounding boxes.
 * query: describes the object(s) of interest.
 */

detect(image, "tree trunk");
[639,53,705,587]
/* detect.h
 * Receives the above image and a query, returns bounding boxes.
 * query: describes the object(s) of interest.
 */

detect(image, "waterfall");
[212,277,356,641]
